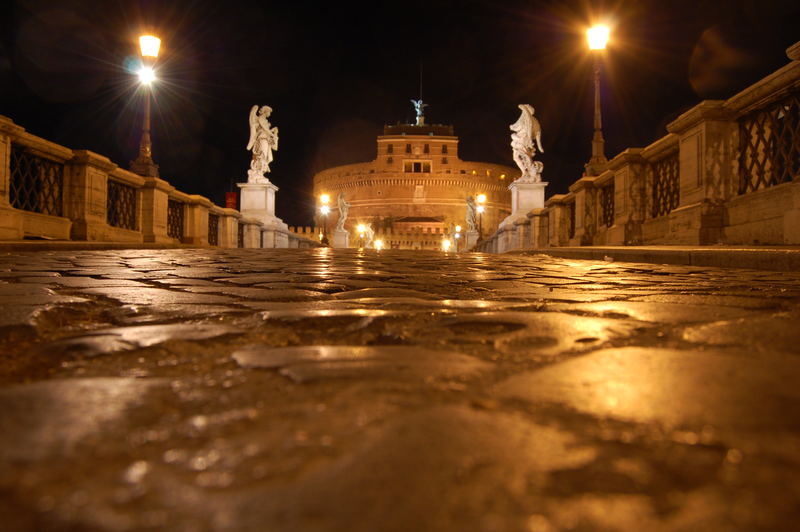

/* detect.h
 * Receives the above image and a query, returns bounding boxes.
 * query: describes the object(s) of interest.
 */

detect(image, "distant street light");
[130,34,162,177]
[585,24,610,176]
[374,239,384,251]
[357,223,366,248]
[441,238,451,252]
[319,193,330,245]
[454,224,462,252]
[476,194,486,238]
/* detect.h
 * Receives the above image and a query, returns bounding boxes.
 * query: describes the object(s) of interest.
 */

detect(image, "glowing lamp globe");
[139,35,161,58]
[137,66,156,85]
[587,25,610,50]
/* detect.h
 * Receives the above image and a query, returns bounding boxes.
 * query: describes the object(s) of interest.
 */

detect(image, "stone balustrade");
[0,116,320,249]
[475,40,800,253]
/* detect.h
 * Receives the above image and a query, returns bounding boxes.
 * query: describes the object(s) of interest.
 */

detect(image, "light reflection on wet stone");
[0,248,799,531]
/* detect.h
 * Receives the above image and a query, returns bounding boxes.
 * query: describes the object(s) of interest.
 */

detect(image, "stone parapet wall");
[0,115,320,249]
[475,40,800,253]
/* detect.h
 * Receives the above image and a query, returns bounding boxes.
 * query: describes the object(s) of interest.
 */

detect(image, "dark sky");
[1,0,798,226]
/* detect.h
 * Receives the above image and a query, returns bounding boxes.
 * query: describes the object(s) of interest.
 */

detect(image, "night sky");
[1,0,798,226]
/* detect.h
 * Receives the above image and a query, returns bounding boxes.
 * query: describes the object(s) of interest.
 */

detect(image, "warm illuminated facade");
[313,123,517,248]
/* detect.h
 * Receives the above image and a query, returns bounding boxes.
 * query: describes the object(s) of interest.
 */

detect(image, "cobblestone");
[1,248,799,531]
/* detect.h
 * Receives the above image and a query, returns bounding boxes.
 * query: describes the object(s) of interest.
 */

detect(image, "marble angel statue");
[246,105,279,183]
[336,193,350,232]
[509,104,544,182]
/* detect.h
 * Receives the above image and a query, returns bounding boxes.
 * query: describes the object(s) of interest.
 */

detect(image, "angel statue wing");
[530,110,544,154]
[246,105,259,151]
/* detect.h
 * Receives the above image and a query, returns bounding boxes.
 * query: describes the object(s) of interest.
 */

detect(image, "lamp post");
[319,193,330,245]
[476,193,486,239]
[130,34,162,177]
[357,223,366,249]
[585,24,609,176]
[454,224,462,252]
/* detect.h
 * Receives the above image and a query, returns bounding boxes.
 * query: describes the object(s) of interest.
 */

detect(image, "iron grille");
[567,202,576,239]
[9,144,64,216]
[207,213,219,246]
[738,88,800,194]
[237,223,244,248]
[106,180,137,230]
[167,200,184,240]
[600,183,615,227]
[651,152,679,218]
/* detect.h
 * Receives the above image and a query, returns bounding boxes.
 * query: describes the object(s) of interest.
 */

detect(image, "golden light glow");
[320,205,330,215]
[477,194,487,204]
[587,25,610,50]
[320,193,330,204]
[455,225,462,233]
[477,205,485,214]
[139,35,161,58]
[441,239,451,252]
[356,223,366,234]
[137,66,156,85]
[374,239,384,250]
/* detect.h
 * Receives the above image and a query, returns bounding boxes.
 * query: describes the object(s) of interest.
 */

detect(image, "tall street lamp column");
[476,193,486,240]
[585,24,609,177]
[319,193,330,245]
[130,34,161,177]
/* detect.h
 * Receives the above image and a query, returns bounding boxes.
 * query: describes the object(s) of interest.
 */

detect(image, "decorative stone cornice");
[787,40,800,61]
[608,148,645,171]
[666,101,731,135]
[642,133,679,161]
[568,176,598,193]
[70,150,118,172]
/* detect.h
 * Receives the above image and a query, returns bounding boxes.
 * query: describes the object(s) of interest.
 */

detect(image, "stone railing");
[0,115,320,249]
[475,40,800,252]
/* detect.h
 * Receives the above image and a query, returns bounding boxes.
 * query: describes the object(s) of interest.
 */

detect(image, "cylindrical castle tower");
[312,123,518,249]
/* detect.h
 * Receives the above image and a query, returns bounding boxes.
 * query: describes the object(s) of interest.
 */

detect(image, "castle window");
[460,170,466,174]
[404,160,431,173]
[405,144,411,153]
[441,144,448,154]
[424,144,430,154]
[387,144,393,154]
[387,156,393,163]
[442,157,448,164]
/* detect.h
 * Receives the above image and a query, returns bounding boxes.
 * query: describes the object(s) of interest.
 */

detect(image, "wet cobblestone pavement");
[1,248,799,531]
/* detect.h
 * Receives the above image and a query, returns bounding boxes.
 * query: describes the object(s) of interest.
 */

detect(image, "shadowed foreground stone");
[0,248,799,531]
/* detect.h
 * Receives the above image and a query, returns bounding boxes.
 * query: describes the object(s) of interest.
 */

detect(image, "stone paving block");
[0,248,799,531]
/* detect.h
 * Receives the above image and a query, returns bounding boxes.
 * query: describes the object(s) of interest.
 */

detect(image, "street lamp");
[476,194,486,238]
[454,224,462,252]
[441,238,451,252]
[357,223,366,248]
[319,193,330,245]
[374,239,384,251]
[585,24,609,176]
[130,34,162,177]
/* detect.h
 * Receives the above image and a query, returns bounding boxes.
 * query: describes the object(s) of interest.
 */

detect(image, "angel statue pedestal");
[332,229,349,249]
[508,180,547,221]
[465,230,480,249]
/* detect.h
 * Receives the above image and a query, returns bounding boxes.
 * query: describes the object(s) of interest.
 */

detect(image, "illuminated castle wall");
[312,123,518,248]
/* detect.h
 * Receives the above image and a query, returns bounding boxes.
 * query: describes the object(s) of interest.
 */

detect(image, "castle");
[309,116,518,249]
